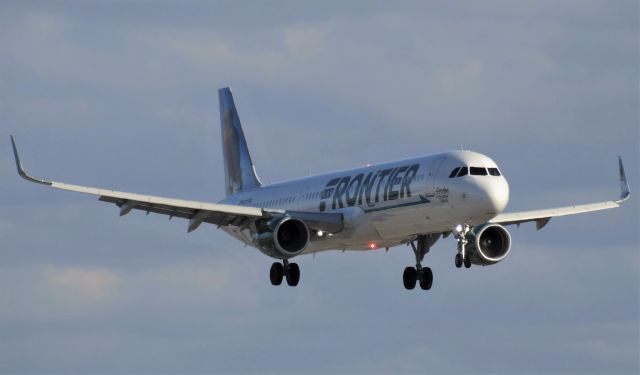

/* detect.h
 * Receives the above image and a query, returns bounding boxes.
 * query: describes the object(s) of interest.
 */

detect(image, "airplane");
[10,87,631,290]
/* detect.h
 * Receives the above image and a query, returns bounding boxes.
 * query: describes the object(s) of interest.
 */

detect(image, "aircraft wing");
[489,157,630,230]
[10,136,343,234]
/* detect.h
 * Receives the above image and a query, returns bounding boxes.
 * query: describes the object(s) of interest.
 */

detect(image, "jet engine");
[465,223,512,266]
[255,217,310,259]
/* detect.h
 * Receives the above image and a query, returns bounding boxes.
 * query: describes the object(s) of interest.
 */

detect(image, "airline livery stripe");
[362,195,430,213]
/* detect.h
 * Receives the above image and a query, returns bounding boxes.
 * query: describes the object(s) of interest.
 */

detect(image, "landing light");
[454,224,471,234]
[317,230,324,237]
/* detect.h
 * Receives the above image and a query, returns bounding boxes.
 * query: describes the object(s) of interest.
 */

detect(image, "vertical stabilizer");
[218,87,262,196]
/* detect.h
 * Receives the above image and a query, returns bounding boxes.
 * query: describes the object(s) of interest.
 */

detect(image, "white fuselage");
[220,150,509,253]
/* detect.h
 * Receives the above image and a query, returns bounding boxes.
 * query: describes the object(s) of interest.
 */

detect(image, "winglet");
[10,135,52,186]
[617,156,630,203]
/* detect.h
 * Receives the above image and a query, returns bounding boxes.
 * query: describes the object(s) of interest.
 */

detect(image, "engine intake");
[255,217,310,259]
[466,223,511,265]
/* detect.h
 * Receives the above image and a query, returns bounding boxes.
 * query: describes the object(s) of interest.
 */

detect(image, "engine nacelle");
[465,223,512,266]
[255,217,310,259]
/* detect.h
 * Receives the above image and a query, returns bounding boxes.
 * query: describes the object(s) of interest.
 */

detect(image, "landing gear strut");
[270,260,300,287]
[453,224,472,269]
[403,234,439,290]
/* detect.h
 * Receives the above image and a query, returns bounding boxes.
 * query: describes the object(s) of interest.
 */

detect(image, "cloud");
[0,266,119,321]
[44,266,120,300]
[124,259,262,310]
[434,59,485,98]
[1,1,638,373]
[41,267,120,310]
[158,30,289,77]
[283,24,328,59]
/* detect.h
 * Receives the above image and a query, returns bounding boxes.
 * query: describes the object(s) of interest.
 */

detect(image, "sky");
[1,1,638,373]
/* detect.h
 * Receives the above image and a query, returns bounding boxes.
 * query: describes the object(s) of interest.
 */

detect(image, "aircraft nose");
[465,177,509,215]
[487,177,509,214]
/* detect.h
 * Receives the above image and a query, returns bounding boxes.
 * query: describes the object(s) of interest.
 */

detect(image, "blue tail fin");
[218,87,262,196]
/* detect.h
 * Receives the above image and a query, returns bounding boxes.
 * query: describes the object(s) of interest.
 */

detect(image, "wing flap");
[490,157,630,229]
[47,181,265,218]
[11,135,344,234]
[489,200,621,228]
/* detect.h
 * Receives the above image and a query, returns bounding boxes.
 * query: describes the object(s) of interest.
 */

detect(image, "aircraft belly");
[306,209,383,251]
[368,204,449,240]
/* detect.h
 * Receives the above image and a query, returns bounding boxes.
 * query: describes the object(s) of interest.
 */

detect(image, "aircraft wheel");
[455,254,463,268]
[286,263,300,287]
[464,256,471,269]
[403,267,417,290]
[419,267,433,290]
[270,262,284,285]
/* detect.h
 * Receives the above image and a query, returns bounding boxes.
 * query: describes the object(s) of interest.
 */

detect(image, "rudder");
[218,87,262,196]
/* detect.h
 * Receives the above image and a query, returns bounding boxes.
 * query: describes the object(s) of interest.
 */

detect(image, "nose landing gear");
[453,224,472,269]
[454,253,471,268]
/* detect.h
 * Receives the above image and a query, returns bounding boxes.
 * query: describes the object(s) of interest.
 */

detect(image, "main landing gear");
[453,224,472,269]
[403,234,439,290]
[270,260,300,287]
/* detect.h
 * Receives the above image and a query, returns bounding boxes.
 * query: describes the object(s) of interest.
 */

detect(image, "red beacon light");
[368,242,377,250]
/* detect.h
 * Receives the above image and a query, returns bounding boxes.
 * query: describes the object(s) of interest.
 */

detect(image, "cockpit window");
[488,168,501,176]
[457,167,468,177]
[470,167,488,176]
[449,167,460,178]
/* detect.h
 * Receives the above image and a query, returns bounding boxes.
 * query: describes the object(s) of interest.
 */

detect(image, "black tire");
[403,267,417,290]
[286,263,300,287]
[455,254,462,268]
[270,262,284,285]
[419,267,433,290]
[464,256,471,268]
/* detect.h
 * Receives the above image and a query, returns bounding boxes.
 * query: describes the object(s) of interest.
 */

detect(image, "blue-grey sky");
[1,1,638,373]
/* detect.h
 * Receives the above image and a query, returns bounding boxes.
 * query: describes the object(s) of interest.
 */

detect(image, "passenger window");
[470,167,487,176]
[449,167,460,178]
[457,167,468,177]
[488,168,501,176]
